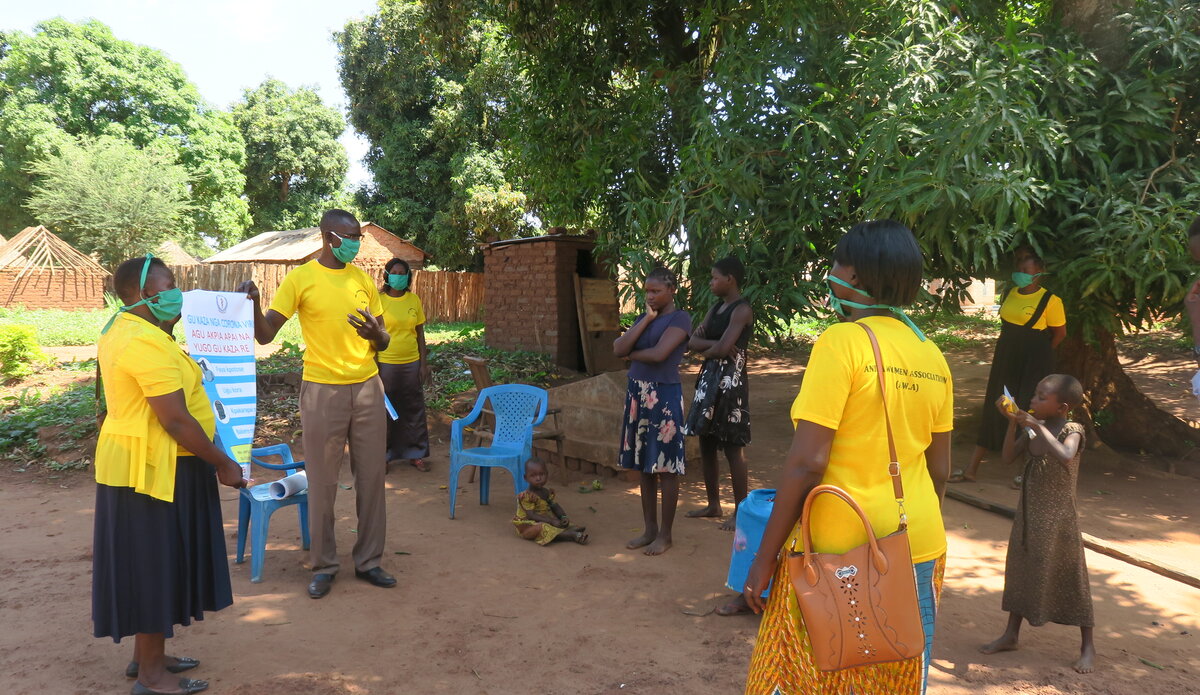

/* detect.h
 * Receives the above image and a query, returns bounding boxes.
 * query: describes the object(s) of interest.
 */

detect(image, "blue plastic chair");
[236,444,310,583]
[449,384,548,519]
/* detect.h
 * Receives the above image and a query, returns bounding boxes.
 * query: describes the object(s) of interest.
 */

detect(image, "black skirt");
[379,361,431,460]
[92,456,233,642]
[976,320,1055,451]
[682,345,751,446]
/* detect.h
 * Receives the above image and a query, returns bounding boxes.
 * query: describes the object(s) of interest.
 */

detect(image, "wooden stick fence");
[168,263,484,323]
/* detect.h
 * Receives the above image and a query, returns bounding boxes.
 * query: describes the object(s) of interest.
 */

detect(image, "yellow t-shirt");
[95,312,217,502]
[789,316,953,563]
[378,292,426,365]
[269,260,384,384]
[999,287,1065,331]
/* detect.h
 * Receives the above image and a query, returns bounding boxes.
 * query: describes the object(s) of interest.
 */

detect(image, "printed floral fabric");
[618,378,686,475]
[682,345,751,446]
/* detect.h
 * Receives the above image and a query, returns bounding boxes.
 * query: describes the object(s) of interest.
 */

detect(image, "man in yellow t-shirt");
[239,209,395,599]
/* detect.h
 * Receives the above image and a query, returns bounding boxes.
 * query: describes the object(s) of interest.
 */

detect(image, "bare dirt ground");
[1,346,1198,694]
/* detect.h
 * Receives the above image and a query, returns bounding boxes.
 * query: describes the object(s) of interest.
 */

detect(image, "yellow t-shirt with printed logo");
[378,292,426,365]
[999,287,1065,331]
[789,315,953,563]
[269,260,384,384]
[95,312,216,502]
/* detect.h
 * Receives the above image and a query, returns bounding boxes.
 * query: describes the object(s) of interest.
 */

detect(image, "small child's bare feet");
[979,634,1019,654]
[626,531,656,550]
[685,505,722,519]
[644,535,672,556]
[1073,645,1095,673]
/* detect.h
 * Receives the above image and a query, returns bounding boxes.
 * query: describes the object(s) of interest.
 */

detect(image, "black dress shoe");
[131,678,208,695]
[354,567,396,588]
[308,573,335,599]
[126,657,200,678]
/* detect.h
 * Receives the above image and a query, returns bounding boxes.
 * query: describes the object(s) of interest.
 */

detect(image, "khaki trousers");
[299,376,387,575]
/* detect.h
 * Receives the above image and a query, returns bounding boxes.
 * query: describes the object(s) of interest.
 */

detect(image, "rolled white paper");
[269,471,308,499]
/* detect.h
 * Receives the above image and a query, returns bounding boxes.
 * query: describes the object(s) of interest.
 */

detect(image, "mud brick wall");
[484,237,603,370]
[0,269,108,309]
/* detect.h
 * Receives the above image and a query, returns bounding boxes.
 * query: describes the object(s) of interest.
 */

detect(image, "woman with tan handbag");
[742,221,953,695]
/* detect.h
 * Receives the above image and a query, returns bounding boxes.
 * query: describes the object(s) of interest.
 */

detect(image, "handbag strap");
[858,322,907,530]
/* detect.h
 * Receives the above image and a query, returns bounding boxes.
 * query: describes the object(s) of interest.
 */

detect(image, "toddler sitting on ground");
[512,459,589,545]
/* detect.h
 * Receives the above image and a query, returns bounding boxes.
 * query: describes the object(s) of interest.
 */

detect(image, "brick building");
[0,226,110,310]
[483,234,616,371]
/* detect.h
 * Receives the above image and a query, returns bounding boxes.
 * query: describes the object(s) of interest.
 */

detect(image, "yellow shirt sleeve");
[790,325,858,431]
[1044,294,1066,328]
[119,334,184,398]
[268,268,300,319]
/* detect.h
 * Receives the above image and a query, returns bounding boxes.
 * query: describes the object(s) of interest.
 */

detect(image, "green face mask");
[101,253,184,333]
[330,231,361,263]
[387,273,410,291]
[1011,271,1043,289]
[826,275,927,341]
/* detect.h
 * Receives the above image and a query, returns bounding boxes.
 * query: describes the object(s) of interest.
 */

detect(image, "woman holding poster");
[377,257,432,472]
[93,254,246,695]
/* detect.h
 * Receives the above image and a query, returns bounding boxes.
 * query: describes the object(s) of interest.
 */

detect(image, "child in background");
[513,460,589,546]
[683,255,754,533]
[613,266,692,556]
[979,373,1096,674]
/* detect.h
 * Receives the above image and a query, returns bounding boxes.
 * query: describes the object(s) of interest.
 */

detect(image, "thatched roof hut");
[157,239,200,266]
[0,226,110,309]
[204,222,427,273]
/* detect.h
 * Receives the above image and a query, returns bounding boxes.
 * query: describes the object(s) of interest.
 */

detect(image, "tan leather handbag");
[787,322,925,671]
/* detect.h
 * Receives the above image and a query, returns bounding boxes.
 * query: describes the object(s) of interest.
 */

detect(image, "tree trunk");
[1053,0,1132,68]
[279,173,291,202]
[1056,329,1200,457]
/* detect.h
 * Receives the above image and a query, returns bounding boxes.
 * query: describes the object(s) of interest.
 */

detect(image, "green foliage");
[232,79,349,234]
[0,306,111,347]
[0,18,249,248]
[258,340,305,375]
[424,323,553,412]
[337,1,533,269]
[0,384,95,454]
[0,325,48,378]
[430,0,1200,344]
[25,136,192,267]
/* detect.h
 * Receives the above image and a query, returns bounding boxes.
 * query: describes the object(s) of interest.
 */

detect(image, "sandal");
[715,596,754,616]
[131,678,208,695]
[948,469,975,483]
[410,459,430,472]
[572,530,590,545]
[126,657,199,678]
[1011,475,1023,490]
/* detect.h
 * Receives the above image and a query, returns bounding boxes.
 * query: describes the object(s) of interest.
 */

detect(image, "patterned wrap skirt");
[682,346,751,446]
[745,545,946,695]
[618,378,686,475]
[92,456,234,642]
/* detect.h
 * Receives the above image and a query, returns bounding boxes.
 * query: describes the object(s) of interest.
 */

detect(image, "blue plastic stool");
[236,444,310,583]
[727,488,775,597]
[448,384,548,519]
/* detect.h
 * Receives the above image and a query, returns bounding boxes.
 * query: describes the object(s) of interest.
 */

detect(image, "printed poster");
[181,290,256,478]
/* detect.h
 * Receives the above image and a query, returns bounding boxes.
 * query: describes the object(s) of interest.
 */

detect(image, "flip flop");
[126,658,200,678]
[715,597,754,616]
[573,531,590,545]
[131,678,208,695]
[947,469,975,483]
[410,459,431,472]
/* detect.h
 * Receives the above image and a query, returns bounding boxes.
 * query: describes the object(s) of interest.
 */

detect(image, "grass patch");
[0,306,112,347]
[425,323,554,413]
[0,384,96,462]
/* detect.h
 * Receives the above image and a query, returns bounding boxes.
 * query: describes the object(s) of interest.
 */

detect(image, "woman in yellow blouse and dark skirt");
[378,258,432,471]
[953,253,1067,483]
[93,255,246,695]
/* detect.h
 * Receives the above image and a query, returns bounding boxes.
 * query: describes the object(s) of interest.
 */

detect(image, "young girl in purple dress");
[613,267,692,556]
